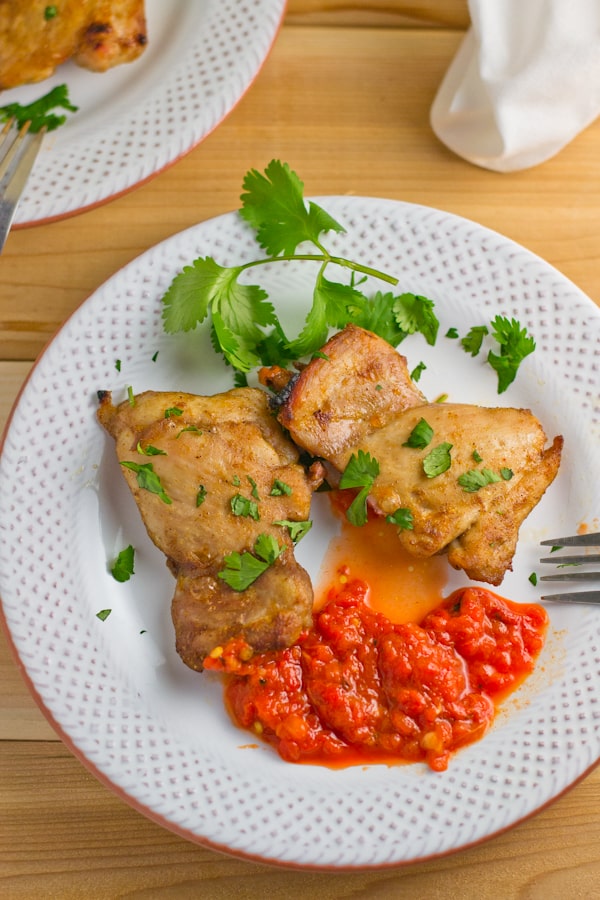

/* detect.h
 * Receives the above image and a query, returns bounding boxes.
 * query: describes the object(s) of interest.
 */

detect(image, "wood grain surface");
[1,2,599,896]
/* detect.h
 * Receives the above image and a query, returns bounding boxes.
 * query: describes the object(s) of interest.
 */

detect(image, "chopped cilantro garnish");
[110,545,135,582]
[196,485,207,507]
[529,572,538,586]
[270,479,292,496]
[164,406,183,418]
[218,533,284,591]
[273,519,312,542]
[44,5,58,19]
[445,327,459,339]
[385,508,414,530]
[176,425,203,438]
[472,449,483,463]
[0,84,77,133]
[500,467,514,481]
[487,315,536,393]
[460,317,535,393]
[403,417,433,450]
[230,493,260,521]
[115,359,121,372]
[136,442,167,456]
[461,325,489,357]
[339,450,380,526]
[410,361,426,382]
[119,461,172,504]
[96,609,112,621]
[458,467,502,493]
[423,443,453,478]
[247,475,260,499]
[127,386,135,406]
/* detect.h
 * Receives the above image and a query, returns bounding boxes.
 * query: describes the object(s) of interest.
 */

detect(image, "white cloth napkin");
[430,0,600,172]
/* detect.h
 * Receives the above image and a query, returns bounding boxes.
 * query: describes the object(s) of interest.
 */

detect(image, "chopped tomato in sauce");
[205,580,548,772]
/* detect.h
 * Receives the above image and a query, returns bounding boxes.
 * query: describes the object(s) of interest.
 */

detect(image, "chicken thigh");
[275,325,562,585]
[98,388,321,670]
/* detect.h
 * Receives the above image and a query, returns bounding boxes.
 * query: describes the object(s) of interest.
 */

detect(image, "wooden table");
[2,3,599,896]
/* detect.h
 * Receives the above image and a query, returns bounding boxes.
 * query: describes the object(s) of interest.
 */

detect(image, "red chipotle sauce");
[205,579,548,772]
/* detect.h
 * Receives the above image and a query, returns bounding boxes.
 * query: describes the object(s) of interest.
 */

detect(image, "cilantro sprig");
[460,316,535,393]
[162,160,439,373]
[0,84,77,133]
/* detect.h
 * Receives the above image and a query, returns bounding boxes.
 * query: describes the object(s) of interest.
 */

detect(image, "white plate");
[1,198,599,869]
[2,0,286,226]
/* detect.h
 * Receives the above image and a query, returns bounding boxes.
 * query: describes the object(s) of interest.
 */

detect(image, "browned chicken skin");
[0,0,147,89]
[275,324,563,586]
[97,388,321,671]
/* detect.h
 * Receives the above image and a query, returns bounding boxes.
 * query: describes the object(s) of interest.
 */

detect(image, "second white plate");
[3,0,286,225]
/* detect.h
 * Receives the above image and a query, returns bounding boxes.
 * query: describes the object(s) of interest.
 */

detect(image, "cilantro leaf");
[460,325,489,356]
[110,545,135,583]
[230,493,260,521]
[339,450,380,526]
[0,84,77,133]
[457,467,502,493]
[218,533,285,591]
[286,272,363,359]
[385,508,414,530]
[136,442,167,456]
[410,361,426,382]
[348,290,411,347]
[96,609,112,621]
[119,461,172,504]
[273,519,312,542]
[253,532,285,564]
[218,550,270,591]
[270,479,292,496]
[487,315,536,393]
[402,417,433,450]
[162,256,275,341]
[423,443,453,478]
[240,160,345,256]
[393,293,439,345]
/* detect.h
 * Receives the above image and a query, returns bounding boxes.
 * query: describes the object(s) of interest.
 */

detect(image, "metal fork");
[539,532,600,603]
[0,118,45,253]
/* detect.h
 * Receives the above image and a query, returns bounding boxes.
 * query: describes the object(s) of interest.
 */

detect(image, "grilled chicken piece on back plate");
[98,388,323,671]
[273,324,563,586]
[0,0,147,89]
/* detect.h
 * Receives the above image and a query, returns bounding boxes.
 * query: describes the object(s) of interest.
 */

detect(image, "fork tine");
[540,533,600,547]
[540,554,600,565]
[0,121,45,253]
[540,571,600,582]
[541,590,600,604]
[0,119,32,181]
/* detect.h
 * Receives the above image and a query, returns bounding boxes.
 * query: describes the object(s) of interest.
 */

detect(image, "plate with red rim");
[3,0,286,226]
[0,196,599,868]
